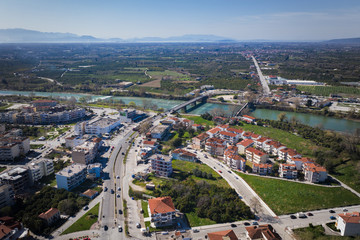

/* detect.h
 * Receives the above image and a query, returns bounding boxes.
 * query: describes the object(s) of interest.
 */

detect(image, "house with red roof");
[246,147,268,164]
[237,139,254,154]
[142,140,158,149]
[279,163,298,179]
[242,131,253,139]
[207,127,222,138]
[207,229,238,240]
[219,131,239,144]
[38,208,60,226]
[250,133,261,141]
[226,127,244,138]
[289,157,314,170]
[252,163,273,175]
[336,212,360,236]
[245,224,281,240]
[241,115,256,123]
[192,132,209,150]
[81,189,99,199]
[279,148,301,162]
[303,162,328,183]
[171,148,197,162]
[148,196,180,228]
[255,137,271,150]
[271,142,287,156]
[192,123,202,131]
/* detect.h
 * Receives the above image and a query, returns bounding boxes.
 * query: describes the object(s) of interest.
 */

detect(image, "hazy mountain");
[325,37,360,44]
[0,29,234,43]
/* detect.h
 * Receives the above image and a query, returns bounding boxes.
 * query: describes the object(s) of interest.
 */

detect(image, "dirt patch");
[139,79,161,88]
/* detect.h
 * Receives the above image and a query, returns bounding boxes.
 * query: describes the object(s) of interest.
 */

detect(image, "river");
[251,108,360,133]
[1,90,359,133]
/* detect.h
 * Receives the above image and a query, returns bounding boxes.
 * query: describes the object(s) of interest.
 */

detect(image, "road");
[252,56,271,96]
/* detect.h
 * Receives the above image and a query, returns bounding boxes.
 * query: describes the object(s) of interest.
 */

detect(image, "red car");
[218,170,222,173]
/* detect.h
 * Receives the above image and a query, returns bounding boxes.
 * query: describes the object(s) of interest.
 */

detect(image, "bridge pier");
[181,106,187,113]
[192,102,197,107]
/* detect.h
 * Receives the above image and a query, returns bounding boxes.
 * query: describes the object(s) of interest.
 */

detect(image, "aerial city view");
[0,0,360,240]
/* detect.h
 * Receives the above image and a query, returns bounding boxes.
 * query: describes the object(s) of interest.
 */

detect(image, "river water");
[1,90,359,133]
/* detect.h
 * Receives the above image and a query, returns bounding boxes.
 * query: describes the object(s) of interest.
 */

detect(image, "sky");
[0,0,359,41]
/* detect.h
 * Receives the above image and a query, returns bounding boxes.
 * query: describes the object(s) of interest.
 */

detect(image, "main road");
[252,55,271,96]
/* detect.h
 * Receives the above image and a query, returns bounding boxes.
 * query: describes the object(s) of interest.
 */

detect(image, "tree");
[58,199,78,216]
[171,138,182,148]
[277,112,287,122]
[306,99,313,107]
[128,101,136,108]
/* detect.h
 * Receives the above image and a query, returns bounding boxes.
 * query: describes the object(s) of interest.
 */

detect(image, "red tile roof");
[227,127,243,134]
[242,131,252,137]
[0,225,12,239]
[246,147,267,156]
[208,229,238,240]
[237,139,254,147]
[219,131,237,138]
[338,212,360,224]
[172,148,196,157]
[143,140,156,145]
[208,127,221,134]
[242,115,255,120]
[193,133,209,141]
[38,208,59,220]
[82,189,98,198]
[253,163,273,168]
[148,196,176,215]
[303,162,327,173]
[246,224,281,240]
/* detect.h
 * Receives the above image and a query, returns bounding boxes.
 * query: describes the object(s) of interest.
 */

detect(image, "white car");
[116,175,120,179]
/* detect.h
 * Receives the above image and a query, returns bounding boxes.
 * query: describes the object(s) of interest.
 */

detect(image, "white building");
[72,141,98,165]
[75,118,121,135]
[119,109,137,123]
[56,163,87,190]
[279,163,298,179]
[148,196,180,228]
[28,159,54,183]
[336,212,360,236]
[303,162,328,183]
[0,184,14,209]
[150,125,170,140]
[150,154,172,177]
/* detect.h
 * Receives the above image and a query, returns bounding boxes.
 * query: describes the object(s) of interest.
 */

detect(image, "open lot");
[236,172,360,215]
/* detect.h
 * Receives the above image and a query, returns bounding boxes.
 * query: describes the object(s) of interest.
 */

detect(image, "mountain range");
[0,28,235,43]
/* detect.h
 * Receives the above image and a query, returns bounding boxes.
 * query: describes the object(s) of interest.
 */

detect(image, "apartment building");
[289,157,314,170]
[241,115,256,123]
[224,146,246,171]
[148,196,180,228]
[336,212,360,236]
[206,127,222,138]
[192,132,209,150]
[0,167,30,194]
[278,148,301,161]
[0,134,30,161]
[219,131,238,145]
[226,127,244,138]
[252,163,273,175]
[56,163,87,190]
[255,137,271,149]
[205,137,227,156]
[72,141,98,165]
[279,163,298,179]
[246,147,268,164]
[237,139,254,154]
[0,184,14,209]
[150,154,172,177]
[28,159,54,183]
[171,149,197,162]
[303,162,328,183]
[242,131,252,139]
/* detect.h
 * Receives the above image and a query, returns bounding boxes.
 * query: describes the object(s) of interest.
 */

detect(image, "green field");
[141,200,149,218]
[181,115,215,126]
[293,224,360,240]
[148,70,191,81]
[0,167,6,173]
[333,160,360,193]
[241,123,325,158]
[172,160,230,189]
[186,212,216,227]
[30,144,44,149]
[237,172,360,215]
[61,203,99,235]
[297,85,360,97]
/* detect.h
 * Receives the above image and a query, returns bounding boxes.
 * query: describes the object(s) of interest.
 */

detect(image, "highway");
[252,55,271,96]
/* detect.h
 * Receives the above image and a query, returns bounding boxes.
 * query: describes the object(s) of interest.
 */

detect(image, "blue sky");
[0,0,359,40]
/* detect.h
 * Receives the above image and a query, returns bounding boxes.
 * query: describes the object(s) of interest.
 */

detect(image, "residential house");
[255,137,271,150]
[246,147,268,164]
[192,133,209,150]
[150,154,172,177]
[250,133,261,141]
[279,164,298,179]
[242,131,253,139]
[336,212,360,236]
[303,162,328,183]
[151,125,171,140]
[207,229,238,240]
[143,140,158,149]
[207,127,222,138]
[38,208,60,226]
[171,149,197,162]
[28,159,54,184]
[241,115,256,123]
[226,127,244,138]
[81,189,99,199]
[219,131,238,145]
[252,163,273,175]
[148,196,180,228]
[245,224,281,240]
[278,148,301,162]
[271,142,287,156]
[289,157,314,170]
[192,124,202,131]
[237,139,254,154]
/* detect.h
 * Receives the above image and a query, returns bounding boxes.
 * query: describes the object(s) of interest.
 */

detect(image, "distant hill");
[0,28,234,43]
[325,37,360,44]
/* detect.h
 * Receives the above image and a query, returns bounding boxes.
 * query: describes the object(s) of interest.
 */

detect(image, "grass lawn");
[333,160,360,194]
[236,172,360,215]
[172,160,230,189]
[141,200,149,218]
[241,123,326,158]
[181,115,215,126]
[293,224,358,240]
[186,212,216,227]
[61,203,99,235]
[30,144,44,149]
[0,167,6,173]
[39,173,57,187]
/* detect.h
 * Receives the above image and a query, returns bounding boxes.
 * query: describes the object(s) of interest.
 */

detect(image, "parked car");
[343,208,348,212]
[104,225,108,231]
[118,209,123,214]
[136,223,141,228]
[290,215,297,219]
[329,210,336,213]
[117,187,121,191]
[307,212,313,216]
[118,226,123,232]
[83,206,89,211]
[104,187,108,192]
[330,216,336,220]
[192,229,199,233]
[244,222,250,226]
[231,224,237,228]
[218,170,222,173]
[252,222,258,225]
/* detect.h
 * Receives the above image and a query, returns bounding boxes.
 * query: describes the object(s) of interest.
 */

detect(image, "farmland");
[297,85,360,97]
